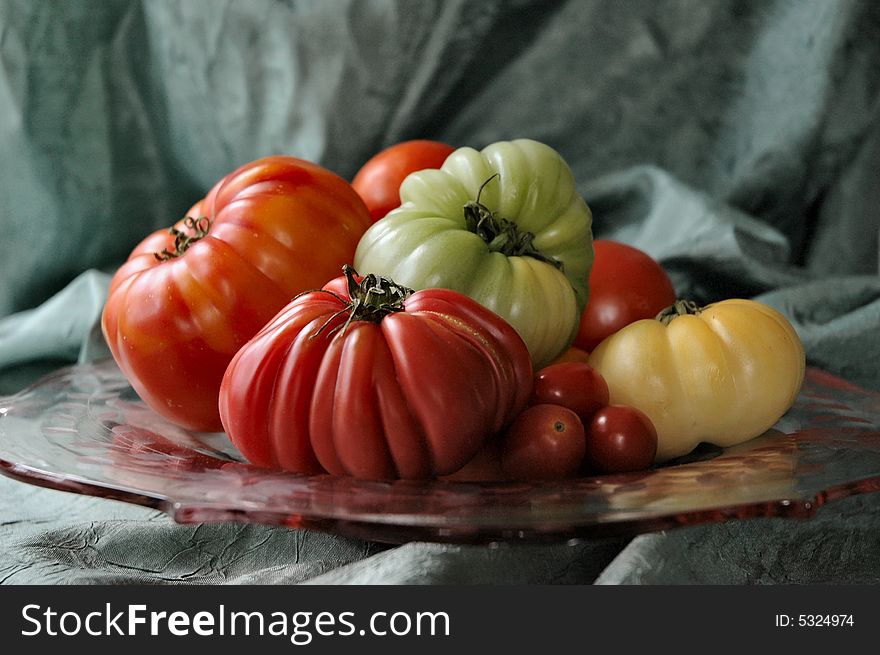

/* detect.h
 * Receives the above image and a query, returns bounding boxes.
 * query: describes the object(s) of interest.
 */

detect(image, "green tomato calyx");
[463,175,563,271]
[309,265,414,340]
[655,299,703,325]
[154,216,213,261]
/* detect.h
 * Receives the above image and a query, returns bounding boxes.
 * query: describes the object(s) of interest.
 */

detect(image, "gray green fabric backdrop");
[1,0,879,583]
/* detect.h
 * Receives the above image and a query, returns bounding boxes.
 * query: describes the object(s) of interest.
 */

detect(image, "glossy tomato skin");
[584,405,658,474]
[219,275,533,480]
[352,140,456,221]
[500,404,586,481]
[530,362,609,426]
[575,240,676,352]
[102,156,372,432]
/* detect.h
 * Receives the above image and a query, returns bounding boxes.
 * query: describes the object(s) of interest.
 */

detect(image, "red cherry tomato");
[575,240,676,352]
[530,362,609,426]
[352,140,456,221]
[501,405,586,481]
[585,405,658,474]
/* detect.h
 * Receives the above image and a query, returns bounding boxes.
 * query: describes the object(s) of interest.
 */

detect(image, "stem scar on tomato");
[463,174,564,271]
[655,299,703,324]
[306,265,414,340]
[154,216,213,261]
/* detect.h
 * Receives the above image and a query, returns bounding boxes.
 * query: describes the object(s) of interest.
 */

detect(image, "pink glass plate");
[1,358,880,544]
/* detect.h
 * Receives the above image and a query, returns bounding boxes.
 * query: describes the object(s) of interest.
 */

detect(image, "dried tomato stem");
[655,299,703,325]
[310,265,413,340]
[154,216,213,261]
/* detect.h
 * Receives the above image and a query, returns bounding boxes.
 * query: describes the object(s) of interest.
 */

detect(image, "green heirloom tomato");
[354,139,594,367]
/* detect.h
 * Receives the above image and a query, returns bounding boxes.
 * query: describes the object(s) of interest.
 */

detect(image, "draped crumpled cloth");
[1,0,879,584]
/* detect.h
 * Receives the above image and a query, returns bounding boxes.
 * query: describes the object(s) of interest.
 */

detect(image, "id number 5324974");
[775,615,854,628]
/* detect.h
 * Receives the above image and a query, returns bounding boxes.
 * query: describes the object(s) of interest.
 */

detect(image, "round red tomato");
[530,362,609,426]
[102,156,372,432]
[352,140,456,220]
[219,267,533,480]
[500,405,586,481]
[574,240,676,352]
[584,405,658,474]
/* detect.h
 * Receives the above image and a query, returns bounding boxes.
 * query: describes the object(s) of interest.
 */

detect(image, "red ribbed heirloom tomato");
[219,267,533,480]
[102,156,372,432]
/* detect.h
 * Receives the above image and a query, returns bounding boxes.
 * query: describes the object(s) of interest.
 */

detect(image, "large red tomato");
[351,140,455,220]
[219,267,533,480]
[574,240,676,351]
[102,156,372,432]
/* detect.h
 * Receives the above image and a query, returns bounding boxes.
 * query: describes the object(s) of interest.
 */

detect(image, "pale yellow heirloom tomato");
[588,299,805,462]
